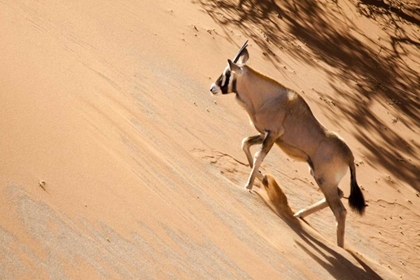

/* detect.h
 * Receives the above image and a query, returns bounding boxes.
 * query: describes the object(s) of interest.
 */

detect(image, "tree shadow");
[195,0,419,190]
[357,0,420,26]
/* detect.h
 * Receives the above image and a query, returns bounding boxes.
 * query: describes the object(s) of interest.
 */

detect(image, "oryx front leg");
[245,131,278,190]
[242,134,265,182]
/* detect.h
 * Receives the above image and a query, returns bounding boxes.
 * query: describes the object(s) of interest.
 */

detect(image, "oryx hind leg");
[316,170,347,247]
[294,188,344,218]
[242,134,265,181]
[325,188,347,247]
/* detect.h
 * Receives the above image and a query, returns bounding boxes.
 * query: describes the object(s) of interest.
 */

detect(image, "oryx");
[209,40,365,247]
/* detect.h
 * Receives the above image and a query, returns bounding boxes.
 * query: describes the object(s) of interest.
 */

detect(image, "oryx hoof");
[245,184,253,191]
[293,210,304,218]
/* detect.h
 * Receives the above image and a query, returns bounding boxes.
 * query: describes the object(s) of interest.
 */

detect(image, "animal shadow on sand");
[256,175,383,280]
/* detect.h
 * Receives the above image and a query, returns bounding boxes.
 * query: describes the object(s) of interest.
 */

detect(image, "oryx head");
[210,40,249,95]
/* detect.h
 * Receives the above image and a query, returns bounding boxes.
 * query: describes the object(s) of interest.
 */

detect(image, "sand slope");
[1,0,419,279]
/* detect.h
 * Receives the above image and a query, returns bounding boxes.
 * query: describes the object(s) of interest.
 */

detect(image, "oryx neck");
[236,66,286,112]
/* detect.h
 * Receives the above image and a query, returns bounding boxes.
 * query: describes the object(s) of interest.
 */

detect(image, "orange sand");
[1,0,419,279]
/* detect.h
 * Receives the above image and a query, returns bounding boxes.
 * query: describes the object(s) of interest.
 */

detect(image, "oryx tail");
[349,163,366,215]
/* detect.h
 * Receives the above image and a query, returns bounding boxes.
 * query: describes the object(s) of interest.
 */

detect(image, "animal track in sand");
[191,148,294,217]
[191,148,253,185]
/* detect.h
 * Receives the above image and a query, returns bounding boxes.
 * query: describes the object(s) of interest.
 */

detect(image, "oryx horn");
[232,40,249,63]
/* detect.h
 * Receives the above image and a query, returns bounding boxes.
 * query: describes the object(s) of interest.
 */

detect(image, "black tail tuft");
[349,164,366,215]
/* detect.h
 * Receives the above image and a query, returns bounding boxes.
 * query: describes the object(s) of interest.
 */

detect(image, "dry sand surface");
[1,0,419,279]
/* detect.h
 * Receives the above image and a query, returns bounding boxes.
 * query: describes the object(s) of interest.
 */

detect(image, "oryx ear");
[227,59,241,72]
[237,48,249,64]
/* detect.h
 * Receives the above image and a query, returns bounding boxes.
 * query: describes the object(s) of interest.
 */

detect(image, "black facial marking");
[220,71,231,94]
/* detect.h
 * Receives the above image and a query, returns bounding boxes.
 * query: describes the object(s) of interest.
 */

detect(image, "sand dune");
[1,0,419,279]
